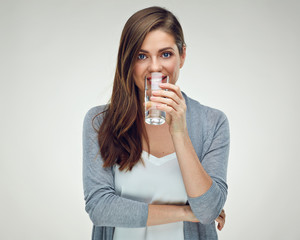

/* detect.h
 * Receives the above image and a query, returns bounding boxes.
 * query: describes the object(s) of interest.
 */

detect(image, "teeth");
[146,75,167,80]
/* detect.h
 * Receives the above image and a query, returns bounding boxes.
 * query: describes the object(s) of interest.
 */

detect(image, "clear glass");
[144,72,169,125]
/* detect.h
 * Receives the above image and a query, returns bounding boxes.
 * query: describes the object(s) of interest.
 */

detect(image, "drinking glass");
[144,72,169,125]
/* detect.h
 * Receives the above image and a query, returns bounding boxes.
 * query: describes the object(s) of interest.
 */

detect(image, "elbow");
[193,199,226,224]
[86,201,105,226]
[195,208,222,225]
[89,210,103,226]
[85,192,112,227]
[87,201,115,227]
[188,181,227,225]
[84,187,117,227]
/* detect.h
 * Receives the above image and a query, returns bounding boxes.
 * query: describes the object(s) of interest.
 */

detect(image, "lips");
[146,75,167,80]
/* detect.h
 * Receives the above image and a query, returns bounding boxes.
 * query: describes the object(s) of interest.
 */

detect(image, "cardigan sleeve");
[187,109,230,224]
[82,106,149,227]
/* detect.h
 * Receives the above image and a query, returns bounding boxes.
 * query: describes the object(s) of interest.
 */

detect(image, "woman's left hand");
[150,83,187,135]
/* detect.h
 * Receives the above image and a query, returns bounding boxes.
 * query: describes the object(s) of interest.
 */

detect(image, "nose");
[148,57,162,72]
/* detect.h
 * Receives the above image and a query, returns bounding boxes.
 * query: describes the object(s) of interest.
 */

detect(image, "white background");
[1,0,299,239]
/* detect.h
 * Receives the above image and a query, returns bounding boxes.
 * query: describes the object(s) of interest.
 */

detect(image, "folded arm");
[172,110,230,224]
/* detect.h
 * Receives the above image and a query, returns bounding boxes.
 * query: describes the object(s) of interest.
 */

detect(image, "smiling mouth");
[146,75,168,80]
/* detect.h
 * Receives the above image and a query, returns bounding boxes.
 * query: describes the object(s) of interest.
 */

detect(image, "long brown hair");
[94,6,186,171]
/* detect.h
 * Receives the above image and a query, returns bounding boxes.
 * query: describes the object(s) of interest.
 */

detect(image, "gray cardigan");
[82,92,230,240]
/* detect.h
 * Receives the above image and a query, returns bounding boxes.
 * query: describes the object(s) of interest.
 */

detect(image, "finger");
[156,100,187,119]
[216,217,225,231]
[150,96,180,110]
[152,89,181,105]
[158,83,184,99]
[219,210,225,220]
[216,211,225,229]
[144,101,160,111]
[218,222,223,231]
[156,103,176,115]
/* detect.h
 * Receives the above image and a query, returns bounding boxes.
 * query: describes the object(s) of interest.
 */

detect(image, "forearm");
[171,131,212,198]
[171,115,230,224]
[146,204,187,226]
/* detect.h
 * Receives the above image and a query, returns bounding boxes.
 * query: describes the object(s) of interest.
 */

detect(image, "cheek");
[133,74,144,92]
[133,77,143,91]
[166,60,181,83]
[133,65,142,89]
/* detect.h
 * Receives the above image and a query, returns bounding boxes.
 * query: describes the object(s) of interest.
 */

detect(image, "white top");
[113,151,187,240]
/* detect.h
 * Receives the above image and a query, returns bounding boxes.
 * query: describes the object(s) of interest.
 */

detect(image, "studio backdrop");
[0,0,299,239]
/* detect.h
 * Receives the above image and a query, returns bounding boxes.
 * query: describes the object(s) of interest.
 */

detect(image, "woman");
[83,6,229,240]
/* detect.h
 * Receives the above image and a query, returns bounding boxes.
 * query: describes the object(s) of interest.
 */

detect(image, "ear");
[180,45,186,68]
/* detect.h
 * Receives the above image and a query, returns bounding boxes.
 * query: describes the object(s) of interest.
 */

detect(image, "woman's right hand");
[215,209,226,231]
[184,206,226,230]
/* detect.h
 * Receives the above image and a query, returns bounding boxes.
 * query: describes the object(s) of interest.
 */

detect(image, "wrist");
[170,128,189,139]
[147,204,190,226]
[182,205,190,221]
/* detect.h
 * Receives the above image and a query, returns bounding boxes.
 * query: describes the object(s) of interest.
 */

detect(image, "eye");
[162,52,172,58]
[138,54,147,60]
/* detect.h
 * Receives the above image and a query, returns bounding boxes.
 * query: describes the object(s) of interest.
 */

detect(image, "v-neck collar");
[142,151,177,166]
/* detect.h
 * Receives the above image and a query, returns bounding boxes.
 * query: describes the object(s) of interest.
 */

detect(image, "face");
[133,29,186,93]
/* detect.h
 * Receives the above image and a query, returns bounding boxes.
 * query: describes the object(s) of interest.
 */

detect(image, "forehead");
[140,29,177,51]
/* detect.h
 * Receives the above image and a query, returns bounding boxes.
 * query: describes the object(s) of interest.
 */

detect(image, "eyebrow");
[139,47,175,53]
